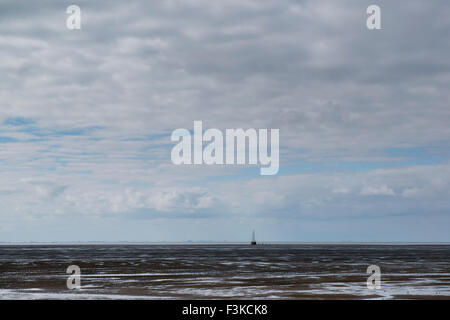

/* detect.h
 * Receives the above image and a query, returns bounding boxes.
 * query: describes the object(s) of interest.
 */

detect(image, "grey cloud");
[0,0,449,240]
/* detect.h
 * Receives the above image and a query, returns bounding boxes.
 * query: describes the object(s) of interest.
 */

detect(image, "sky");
[0,0,449,242]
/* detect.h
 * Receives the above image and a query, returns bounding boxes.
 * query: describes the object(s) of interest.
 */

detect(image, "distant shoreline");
[1,242,450,246]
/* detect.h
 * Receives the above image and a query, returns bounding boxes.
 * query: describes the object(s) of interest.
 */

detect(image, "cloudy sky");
[0,0,449,242]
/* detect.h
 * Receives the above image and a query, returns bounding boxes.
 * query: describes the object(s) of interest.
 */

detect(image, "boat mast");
[251,230,256,245]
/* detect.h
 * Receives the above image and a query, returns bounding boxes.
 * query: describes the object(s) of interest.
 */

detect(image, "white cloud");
[360,185,395,196]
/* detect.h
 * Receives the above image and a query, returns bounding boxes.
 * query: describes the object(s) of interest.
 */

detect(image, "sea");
[1,244,449,299]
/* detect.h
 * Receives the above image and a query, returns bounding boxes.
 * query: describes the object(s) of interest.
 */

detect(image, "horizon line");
[1,241,450,245]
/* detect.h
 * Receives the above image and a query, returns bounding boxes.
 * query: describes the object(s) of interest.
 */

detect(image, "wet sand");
[0,244,449,299]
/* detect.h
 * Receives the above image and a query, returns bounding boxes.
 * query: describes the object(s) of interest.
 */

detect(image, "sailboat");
[251,230,257,245]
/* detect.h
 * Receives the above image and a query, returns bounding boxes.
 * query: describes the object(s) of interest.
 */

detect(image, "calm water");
[1,244,450,299]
